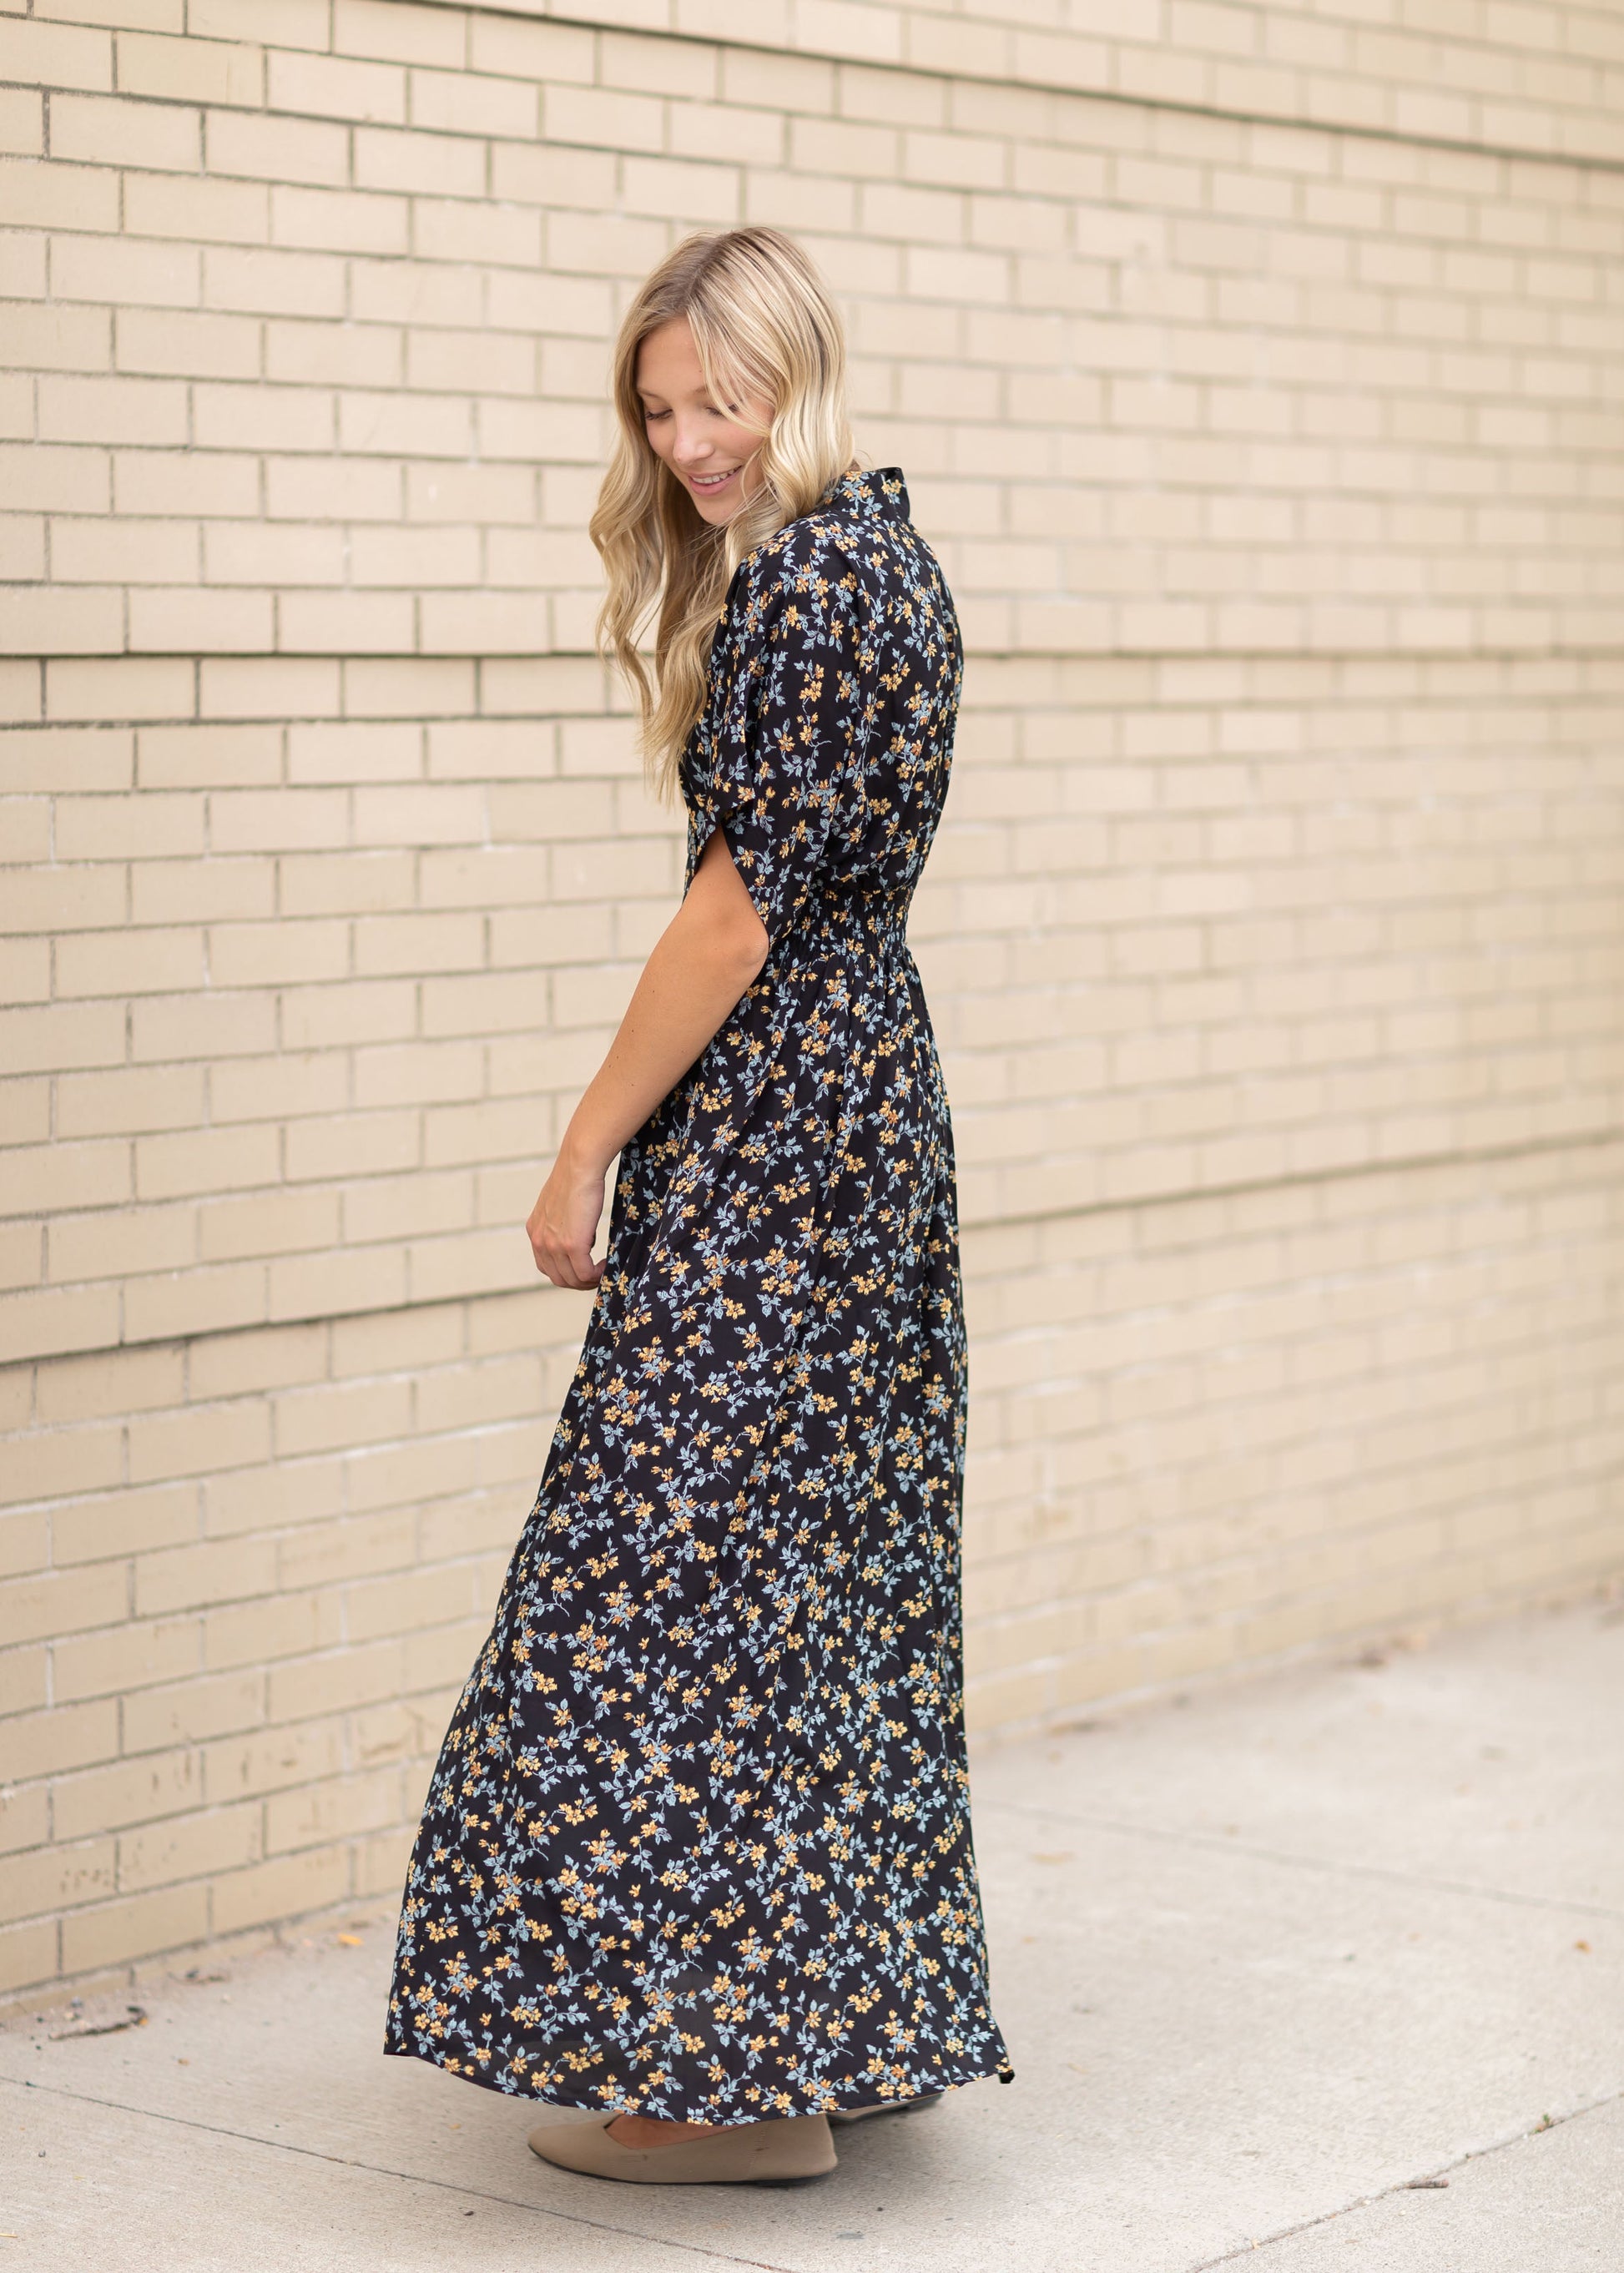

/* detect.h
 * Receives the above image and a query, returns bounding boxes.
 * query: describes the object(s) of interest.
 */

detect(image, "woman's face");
[635,316,771,526]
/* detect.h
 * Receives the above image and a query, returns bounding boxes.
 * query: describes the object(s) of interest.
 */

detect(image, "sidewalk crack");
[0,2074,804,2273]
[981,1797,1624,1923]
[1180,2084,1624,2268]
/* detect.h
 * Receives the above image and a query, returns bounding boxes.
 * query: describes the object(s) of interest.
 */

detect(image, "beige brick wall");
[2,0,1621,1996]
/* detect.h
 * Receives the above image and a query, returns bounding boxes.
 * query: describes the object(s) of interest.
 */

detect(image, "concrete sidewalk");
[6,1596,1621,2271]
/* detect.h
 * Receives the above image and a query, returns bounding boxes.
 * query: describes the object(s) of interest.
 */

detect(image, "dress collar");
[814,464,910,523]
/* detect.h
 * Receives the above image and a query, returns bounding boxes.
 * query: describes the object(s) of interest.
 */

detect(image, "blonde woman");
[385,226,1012,2186]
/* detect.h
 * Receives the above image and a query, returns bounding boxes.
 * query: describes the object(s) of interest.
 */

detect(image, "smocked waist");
[774,885,911,956]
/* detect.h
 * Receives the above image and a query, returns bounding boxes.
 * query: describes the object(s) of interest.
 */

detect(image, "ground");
[5,1595,1621,2271]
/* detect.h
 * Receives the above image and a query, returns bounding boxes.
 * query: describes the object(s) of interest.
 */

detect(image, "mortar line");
[981,1795,1624,1923]
[0,2073,804,2273]
[1183,2082,1624,2270]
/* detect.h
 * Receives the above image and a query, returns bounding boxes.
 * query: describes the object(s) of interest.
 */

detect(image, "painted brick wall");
[2,0,1621,1996]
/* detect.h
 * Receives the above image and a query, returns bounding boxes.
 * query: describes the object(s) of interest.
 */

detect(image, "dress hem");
[381,2032,1012,2124]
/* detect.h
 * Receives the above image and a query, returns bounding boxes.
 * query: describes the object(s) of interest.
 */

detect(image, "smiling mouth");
[688,466,739,492]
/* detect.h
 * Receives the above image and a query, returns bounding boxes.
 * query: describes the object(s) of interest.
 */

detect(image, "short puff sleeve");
[690,552,864,947]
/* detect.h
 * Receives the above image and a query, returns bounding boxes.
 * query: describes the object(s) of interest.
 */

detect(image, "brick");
[335,0,464,67]
[1,301,111,371]
[410,198,542,268]
[117,1799,260,1890]
[467,13,594,83]
[265,320,401,393]
[134,1531,276,1617]
[207,915,347,986]
[0,1564,128,1649]
[53,1615,199,1703]
[265,48,406,125]
[0,1645,48,1718]
[45,656,194,722]
[265,454,402,521]
[265,1761,399,1852]
[136,723,279,787]
[0,586,123,656]
[198,1184,340,1264]
[123,1261,268,1343]
[51,516,199,585]
[59,1879,209,1973]
[267,1242,405,1323]
[191,0,326,42]
[134,1124,280,1202]
[0,1000,124,1076]
[129,587,275,654]
[51,1483,197,1572]
[286,721,420,781]
[0,18,113,96]
[343,657,474,716]
[130,990,276,1062]
[56,790,204,860]
[124,169,269,246]
[38,371,189,446]
[47,1203,193,1288]
[271,184,409,257]
[354,125,485,201]
[57,918,203,1000]
[113,446,262,524]
[57,1062,208,1137]
[1,1702,120,1787]
[276,849,415,916]
[347,255,482,328]
[204,521,345,584]
[202,243,345,318]
[209,1841,349,1933]
[115,305,260,379]
[198,655,340,718]
[0,1917,61,1993]
[204,1716,339,1803]
[0,1837,119,1931]
[204,106,349,185]
[51,233,200,308]
[349,524,481,587]
[0,445,106,516]
[193,381,333,451]
[335,389,472,457]
[0,159,120,235]
[121,1665,264,1756]
[540,82,663,155]
[409,66,537,139]
[0,1285,120,1366]
[0,87,43,159]
[117,30,263,107]
[51,92,199,170]
[277,590,415,653]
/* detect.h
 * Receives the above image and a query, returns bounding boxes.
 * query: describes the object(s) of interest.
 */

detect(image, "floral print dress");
[384,465,1012,2123]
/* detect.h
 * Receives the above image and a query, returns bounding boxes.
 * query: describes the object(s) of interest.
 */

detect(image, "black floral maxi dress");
[384,465,1012,2124]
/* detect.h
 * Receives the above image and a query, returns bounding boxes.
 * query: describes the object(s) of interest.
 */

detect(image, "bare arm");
[526,826,769,1290]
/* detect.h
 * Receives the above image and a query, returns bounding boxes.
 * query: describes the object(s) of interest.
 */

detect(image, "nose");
[670,416,715,469]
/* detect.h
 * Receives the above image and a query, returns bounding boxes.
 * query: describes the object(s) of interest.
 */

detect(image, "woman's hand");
[523,830,767,1295]
[526,1147,609,1290]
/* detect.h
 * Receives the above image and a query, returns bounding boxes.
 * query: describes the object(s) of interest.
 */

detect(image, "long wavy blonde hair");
[589,227,855,804]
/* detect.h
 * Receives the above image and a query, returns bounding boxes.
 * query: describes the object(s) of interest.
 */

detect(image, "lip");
[685,466,739,493]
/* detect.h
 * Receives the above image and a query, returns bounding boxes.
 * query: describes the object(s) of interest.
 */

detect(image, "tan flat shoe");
[527,2110,837,2185]
[828,2088,945,2127]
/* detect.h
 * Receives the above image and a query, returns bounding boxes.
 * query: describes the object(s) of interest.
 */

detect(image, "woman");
[384,225,1012,2187]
